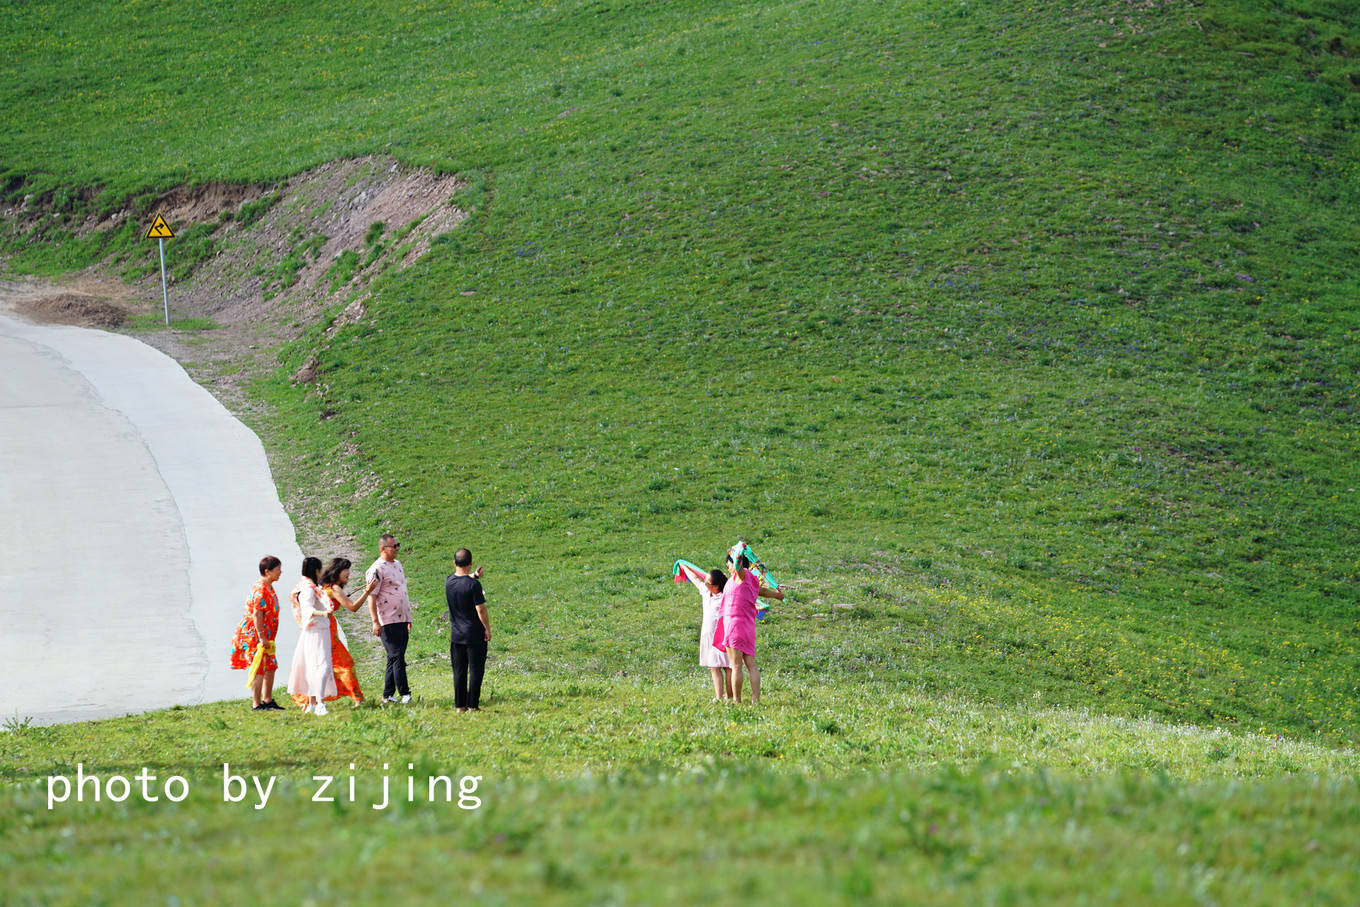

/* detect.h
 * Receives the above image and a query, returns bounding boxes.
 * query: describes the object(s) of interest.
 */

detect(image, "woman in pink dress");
[719,549,784,703]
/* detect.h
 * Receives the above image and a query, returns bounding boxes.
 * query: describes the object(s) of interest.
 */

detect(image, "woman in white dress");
[288,556,337,715]
[676,561,732,701]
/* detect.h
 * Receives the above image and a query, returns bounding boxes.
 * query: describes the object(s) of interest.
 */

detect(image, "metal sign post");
[145,215,175,325]
[158,238,169,325]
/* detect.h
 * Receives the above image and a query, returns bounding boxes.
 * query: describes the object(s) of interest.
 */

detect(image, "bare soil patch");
[175,155,466,329]
[4,155,465,336]
[24,293,129,328]
[0,155,469,574]
[0,275,140,329]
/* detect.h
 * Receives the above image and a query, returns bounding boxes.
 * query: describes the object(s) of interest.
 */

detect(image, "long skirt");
[288,617,337,706]
[290,616,363,707]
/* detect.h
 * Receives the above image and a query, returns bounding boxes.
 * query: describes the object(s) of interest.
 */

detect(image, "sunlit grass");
[3,0,1359,901]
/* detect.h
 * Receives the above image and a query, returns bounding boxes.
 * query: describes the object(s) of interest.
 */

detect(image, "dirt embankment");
[2,155,465,334]
[2,155,468,401]
[0,278,139,329]
[0,156,469,575]
[175,155,468,329]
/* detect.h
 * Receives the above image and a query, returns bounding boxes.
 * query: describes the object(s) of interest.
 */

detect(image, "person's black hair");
[454,548,473,568]
[735,553,750,570]
[259,555,281,576]
[301,556,322,582]
[707,569,727,592]
[319,557,351,588]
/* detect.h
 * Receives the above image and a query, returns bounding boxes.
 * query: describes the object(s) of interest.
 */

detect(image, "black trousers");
[380,623,410,698]
[450,639,488,709]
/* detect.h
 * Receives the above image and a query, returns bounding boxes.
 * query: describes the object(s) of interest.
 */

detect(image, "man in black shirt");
[444,548,490,712]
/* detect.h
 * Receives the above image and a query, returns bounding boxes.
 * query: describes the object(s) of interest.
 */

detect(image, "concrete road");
[0,312,303,725]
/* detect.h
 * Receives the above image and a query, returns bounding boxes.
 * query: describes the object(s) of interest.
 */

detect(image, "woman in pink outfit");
[720,550,784,703]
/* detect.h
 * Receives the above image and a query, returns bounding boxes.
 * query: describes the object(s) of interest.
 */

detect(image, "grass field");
[2,0,1359,902]
[5,671,1359,903]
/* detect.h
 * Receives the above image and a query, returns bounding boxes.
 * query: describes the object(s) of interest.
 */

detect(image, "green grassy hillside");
[2,0,1359,902]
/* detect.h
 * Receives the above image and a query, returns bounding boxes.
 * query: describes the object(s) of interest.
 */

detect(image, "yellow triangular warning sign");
[145,215,174,239]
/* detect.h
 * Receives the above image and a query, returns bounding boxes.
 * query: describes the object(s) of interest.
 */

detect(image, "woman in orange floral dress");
[290,557,377,708]
[230,555,284,711]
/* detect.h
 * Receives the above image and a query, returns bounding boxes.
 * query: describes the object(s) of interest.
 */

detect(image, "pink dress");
[717,569,760,657]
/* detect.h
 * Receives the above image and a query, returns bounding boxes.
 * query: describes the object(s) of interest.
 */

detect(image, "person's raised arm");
[756,585,785,602]
[338,577,379,613]
[329,587,357,613]
[680,563,707,595]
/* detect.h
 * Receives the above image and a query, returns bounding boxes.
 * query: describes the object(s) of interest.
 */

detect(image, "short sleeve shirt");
[366,557,411,626]
[445,574,487,645]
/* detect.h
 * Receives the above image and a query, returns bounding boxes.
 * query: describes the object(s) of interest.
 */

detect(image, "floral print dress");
[230,580,279,672]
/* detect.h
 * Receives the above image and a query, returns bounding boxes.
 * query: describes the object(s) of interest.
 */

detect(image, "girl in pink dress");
[719,548,784,703]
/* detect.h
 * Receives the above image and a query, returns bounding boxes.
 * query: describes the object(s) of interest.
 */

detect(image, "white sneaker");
[313,703,329,716]
[303,703,314,714]
[400,694,411,704]
[381,696,397,704]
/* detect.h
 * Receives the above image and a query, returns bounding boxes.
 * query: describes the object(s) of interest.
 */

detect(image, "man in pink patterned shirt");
[366,534,414,703]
